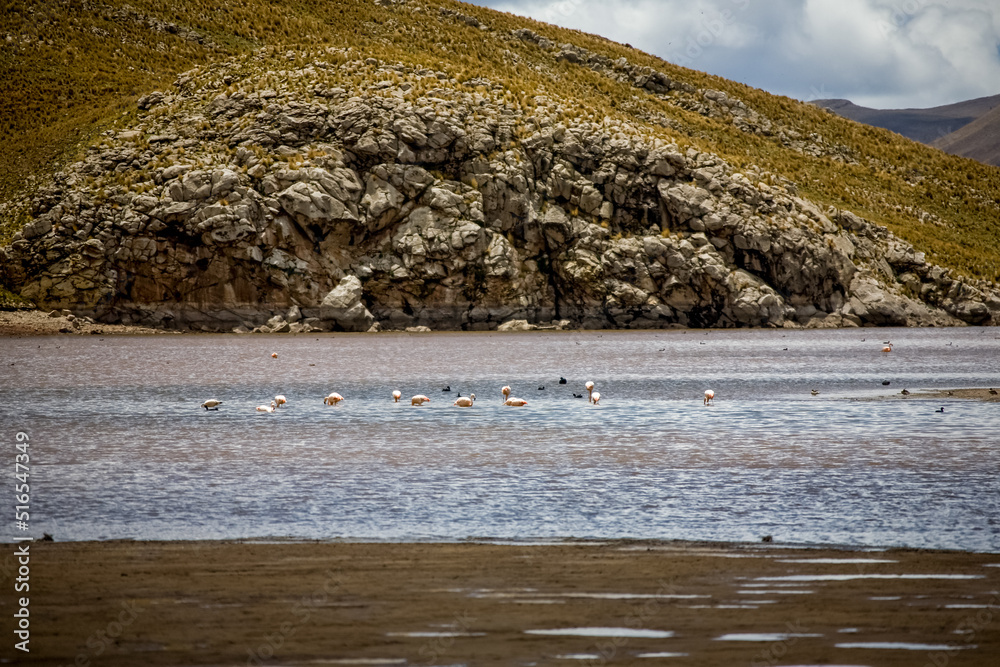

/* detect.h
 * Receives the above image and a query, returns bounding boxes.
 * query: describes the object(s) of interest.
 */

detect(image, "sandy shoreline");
[0,309,163,336]
[5,539,997,666]
[916,387,1000,402]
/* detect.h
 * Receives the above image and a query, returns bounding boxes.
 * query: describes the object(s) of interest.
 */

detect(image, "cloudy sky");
[466,0,1000,109]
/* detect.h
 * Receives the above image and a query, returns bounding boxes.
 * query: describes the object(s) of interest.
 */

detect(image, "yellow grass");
[1,0,998,281]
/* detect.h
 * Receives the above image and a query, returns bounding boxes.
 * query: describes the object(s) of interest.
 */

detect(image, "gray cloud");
[466,0,1000,108]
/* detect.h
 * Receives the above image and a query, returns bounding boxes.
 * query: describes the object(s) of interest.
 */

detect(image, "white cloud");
[468,0,1000,108]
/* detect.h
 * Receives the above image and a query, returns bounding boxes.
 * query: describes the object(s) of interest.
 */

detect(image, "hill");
[1,0,999,330]
[933,103,1000,167]
[813,95,1000,145]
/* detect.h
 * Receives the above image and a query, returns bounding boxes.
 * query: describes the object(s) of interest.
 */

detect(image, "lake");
[3,327,999,551]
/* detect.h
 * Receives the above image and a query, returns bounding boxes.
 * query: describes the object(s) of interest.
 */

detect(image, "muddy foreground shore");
[4,539,998,666]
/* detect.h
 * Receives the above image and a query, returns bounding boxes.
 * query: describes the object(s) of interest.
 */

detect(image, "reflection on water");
[3,327,1000,550]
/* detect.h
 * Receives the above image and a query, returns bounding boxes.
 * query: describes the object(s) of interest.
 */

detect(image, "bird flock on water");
[202,383,610,412]
[200,341,919,413]
[199,351,649,413]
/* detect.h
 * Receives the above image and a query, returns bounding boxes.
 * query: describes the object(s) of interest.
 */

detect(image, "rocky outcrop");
[320,275,375,332]
[1,47,997,331]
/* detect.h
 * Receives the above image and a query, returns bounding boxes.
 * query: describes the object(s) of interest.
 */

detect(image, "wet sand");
[8,540,999,666]
[917,387,1000,402]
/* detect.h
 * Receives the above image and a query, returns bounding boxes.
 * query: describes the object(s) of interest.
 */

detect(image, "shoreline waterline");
[18,536,1000,555]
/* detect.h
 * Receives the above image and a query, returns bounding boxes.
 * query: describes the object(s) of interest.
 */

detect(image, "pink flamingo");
[454,394,476,407]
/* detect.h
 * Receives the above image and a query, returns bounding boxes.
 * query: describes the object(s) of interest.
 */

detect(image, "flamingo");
[704,389,715,405]
[323,392,345,406]
[256,401,276,413]
[274,394,287,408]
[392,390,402,403]
[454,394,476,407]
[201,399,222,411]
[501,385,511,403]
[411,395,431,406]
[585,380,595,403]
[591,391,601,405]
[882,343,893,353]
[504,397,528,407]
[271,352,278,358]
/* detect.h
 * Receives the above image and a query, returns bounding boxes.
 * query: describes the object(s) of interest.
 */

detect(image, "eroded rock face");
[2,51,997,331]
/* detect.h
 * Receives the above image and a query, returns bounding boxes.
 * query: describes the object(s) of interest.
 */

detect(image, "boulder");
[320,275,374,332]
[497,319,536,332]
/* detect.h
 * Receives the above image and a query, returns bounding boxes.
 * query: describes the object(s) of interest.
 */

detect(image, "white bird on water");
[392,390,402,403]
[256,401,276,413]
[274,395,287,408]
[501,385,512,403]
[704,389,715,405]
[201,399,222,411]
[454,394,476,407]
[504,397,528,407]
[585,380,595,403]
[591,391,601,405]
[411,395,431,406]
[323,392,345,406]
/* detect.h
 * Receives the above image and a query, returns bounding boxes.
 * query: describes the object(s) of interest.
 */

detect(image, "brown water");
[3,327,999,550]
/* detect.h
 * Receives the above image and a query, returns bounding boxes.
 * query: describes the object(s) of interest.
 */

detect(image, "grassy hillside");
[2,0,999,283]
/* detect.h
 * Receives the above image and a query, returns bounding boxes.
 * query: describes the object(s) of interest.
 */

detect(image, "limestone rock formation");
[1,43,997,331]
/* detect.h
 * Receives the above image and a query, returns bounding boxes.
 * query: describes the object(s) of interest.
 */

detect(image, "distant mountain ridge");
[814,95,1000,166]
[932,103,1000,167]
